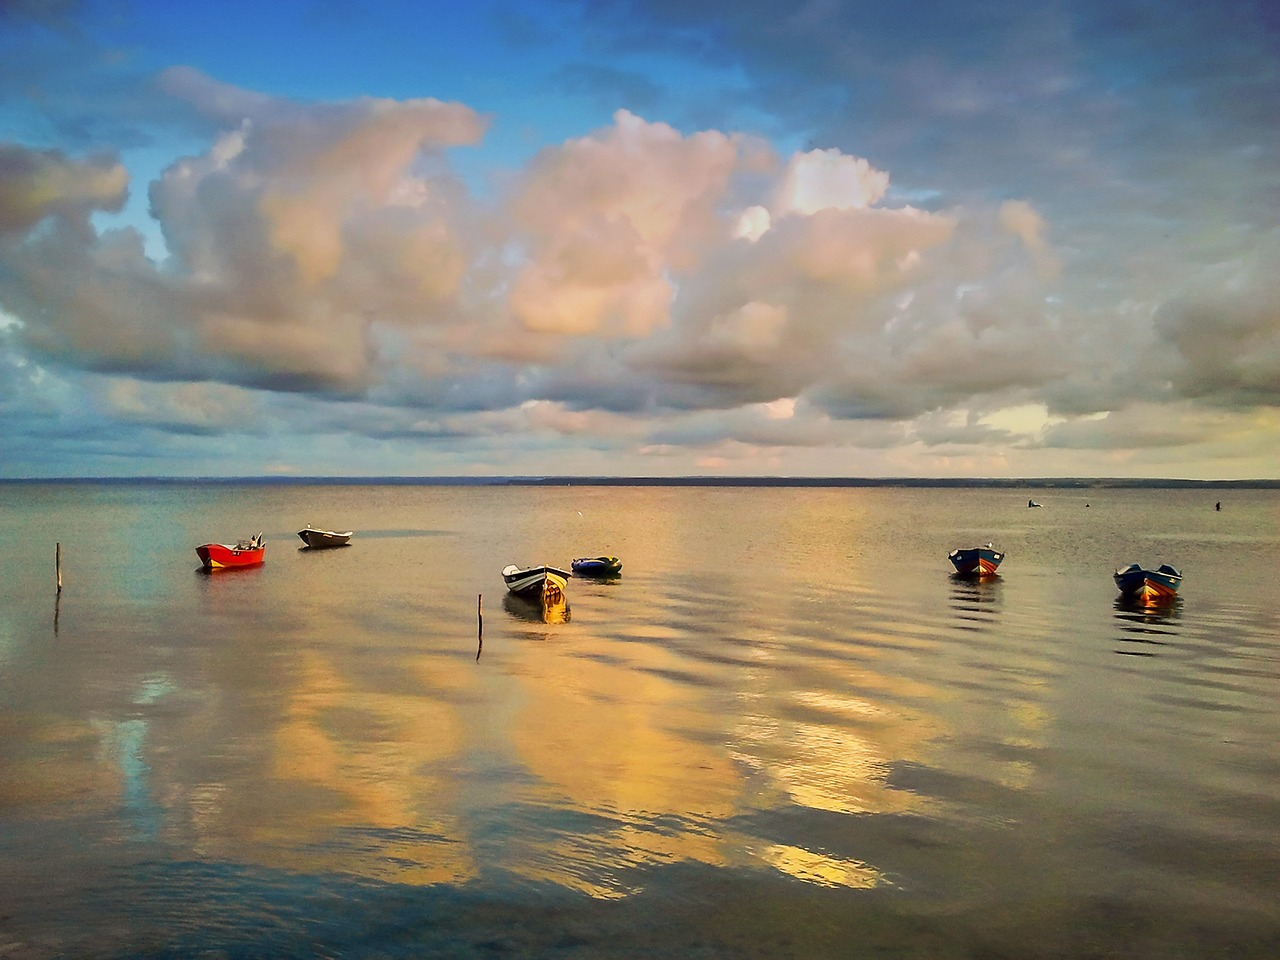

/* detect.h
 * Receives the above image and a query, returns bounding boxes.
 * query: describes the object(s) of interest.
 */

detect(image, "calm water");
[1,483,1277,959]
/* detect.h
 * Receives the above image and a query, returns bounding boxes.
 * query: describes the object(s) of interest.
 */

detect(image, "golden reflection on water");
[759,842,884,889]
[509,632,741,894]
[2,489,1050,898]
[731,707,925,818]
[0,715,116,808]
[53,592,945,897]
[262,649,476,884]
[499,607,944,893]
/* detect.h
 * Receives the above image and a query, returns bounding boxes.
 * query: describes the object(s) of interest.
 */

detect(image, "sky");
[1,0,1277,479]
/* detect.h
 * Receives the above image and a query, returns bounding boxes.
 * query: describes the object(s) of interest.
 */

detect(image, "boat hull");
[297,528,353,548]
[571,556,622,577]
[197,542,265,569]
[949,546,1004,577]
[1114,563,1181,603]
[502,564,570,600]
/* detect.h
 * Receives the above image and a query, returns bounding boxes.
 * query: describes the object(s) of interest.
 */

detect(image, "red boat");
[197,534,265,569]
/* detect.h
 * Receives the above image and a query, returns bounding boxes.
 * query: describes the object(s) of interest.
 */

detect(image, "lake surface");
[1,482,1277,958]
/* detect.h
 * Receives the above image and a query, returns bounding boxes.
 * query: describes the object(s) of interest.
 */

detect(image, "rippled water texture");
[1,483,1278,958]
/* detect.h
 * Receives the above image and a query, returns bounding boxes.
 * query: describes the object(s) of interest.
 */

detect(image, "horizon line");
[2,475,1277,488]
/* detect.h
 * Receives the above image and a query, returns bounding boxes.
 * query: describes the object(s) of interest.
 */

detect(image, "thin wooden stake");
[476,593,484,661]
[56,542,62,594]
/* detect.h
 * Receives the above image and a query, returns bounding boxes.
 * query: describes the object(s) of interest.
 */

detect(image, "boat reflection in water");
[502,591,571,624]
[1113,595,1181,656]
[949,572,1003,602]
[948,571,1002,631]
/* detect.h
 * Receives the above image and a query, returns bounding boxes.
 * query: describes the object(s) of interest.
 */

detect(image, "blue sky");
[2,0,1277,478]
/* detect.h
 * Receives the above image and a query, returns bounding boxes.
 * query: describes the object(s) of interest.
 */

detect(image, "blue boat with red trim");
[1113,563,1181,603]
[948,543,1004,577]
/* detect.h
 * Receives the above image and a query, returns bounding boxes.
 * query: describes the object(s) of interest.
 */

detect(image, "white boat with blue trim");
[502,564,570,601]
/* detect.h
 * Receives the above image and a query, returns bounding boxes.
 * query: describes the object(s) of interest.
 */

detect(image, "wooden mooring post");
[56,542,63,594]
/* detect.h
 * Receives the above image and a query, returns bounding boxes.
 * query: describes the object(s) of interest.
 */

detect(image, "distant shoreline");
[3,476,1277,489]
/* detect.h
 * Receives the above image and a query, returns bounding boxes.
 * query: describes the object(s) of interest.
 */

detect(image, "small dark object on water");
[571,556,623,577]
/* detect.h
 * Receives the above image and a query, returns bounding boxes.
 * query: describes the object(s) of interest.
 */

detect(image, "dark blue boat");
[571,556,622,577]
[948,543,1004,577]
[1113,563,1181,603]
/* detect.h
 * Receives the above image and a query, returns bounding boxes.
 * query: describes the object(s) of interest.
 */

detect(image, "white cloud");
[774,149,889,216]
[734,205,771,242]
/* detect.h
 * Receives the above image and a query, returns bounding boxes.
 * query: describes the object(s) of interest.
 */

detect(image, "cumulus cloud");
[1,57,1276,477]
[506,110,751,336]
[2,73,489,395]
[774,148,889,216]
[633,204,958,414]
[2,219,186,370]
[0,144,127,232]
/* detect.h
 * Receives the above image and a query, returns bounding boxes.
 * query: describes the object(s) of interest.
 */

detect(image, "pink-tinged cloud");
[999,199,1059,280]
[506,110,757,336]
[5,74,489,393]
[152,69,486,303]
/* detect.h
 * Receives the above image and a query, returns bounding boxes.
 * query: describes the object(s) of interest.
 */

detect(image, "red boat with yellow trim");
[197,534,265,569]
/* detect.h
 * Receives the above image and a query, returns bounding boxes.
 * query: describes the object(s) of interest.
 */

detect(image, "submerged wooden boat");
[949,543,1004,577]
[571,556,622,577]
[1113,563,1181,603]
[197,534,264,569]
[502,564,570,603]
[297,525,353,549]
